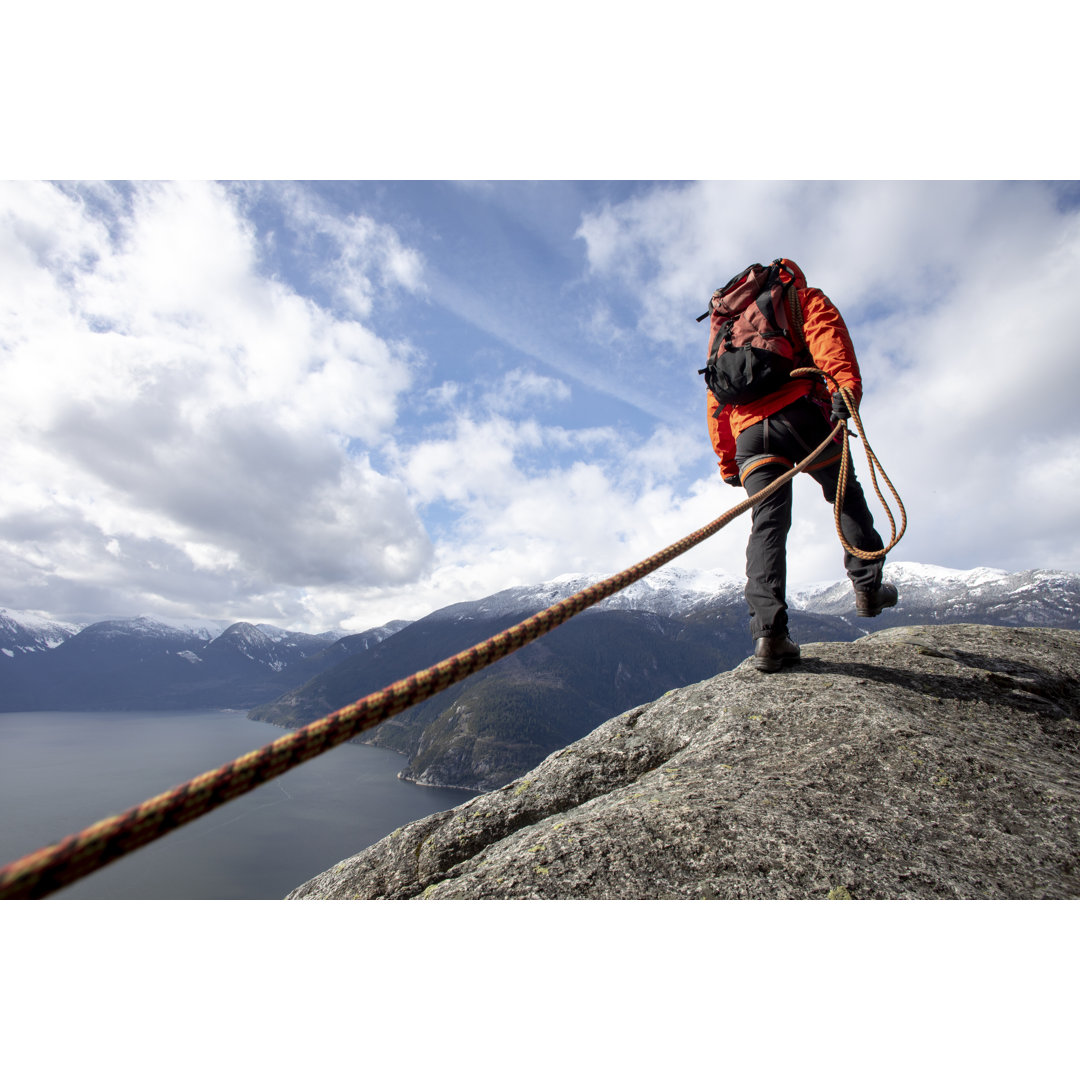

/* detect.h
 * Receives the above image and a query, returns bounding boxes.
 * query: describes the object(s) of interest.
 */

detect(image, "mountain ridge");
[4,563,1080,791]
[248,562,1080,792]
[4,561,1076,653]
[0,614,406,711]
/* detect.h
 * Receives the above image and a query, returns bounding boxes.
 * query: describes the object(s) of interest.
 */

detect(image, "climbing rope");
[790,366,906,560]
[0,369,904,900]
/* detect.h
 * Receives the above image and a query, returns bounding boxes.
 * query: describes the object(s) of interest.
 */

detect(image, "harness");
[737,409,843,485]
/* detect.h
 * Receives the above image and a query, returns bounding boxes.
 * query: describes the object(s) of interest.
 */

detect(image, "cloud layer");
[3,180,1079,635]
[0,181,430,628]
[576,181,1080,588]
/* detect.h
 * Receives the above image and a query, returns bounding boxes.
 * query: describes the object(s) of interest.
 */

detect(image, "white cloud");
[0,181,430,629]
[275,183,426,316]
[6,180,1080,640]
[352,391,735,631]
[577,180,809,345]
[577,181,1072,343]
[583,302,630,347]
[483,368,571,414]
[575,180,1080,586]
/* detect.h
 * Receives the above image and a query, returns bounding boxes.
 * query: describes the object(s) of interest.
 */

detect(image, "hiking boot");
[751,635,801,673]
[854,581,898,617]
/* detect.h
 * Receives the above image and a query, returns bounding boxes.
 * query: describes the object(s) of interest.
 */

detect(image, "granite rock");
[286,624,1080,900]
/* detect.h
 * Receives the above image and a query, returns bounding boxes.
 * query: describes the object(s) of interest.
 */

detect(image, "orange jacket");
[706,259,862,481]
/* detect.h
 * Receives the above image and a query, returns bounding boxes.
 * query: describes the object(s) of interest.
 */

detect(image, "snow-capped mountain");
[430,566,747,623]
[199,622,343,674]
[426,561,1080,630]
[0,612,399,712]
[0,609,84,657]
[790,562,1080,629]
[4,561,1078,722]
[593,566,746,615]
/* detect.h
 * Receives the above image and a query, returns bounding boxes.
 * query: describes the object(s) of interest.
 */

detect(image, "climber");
[704,259,898,672]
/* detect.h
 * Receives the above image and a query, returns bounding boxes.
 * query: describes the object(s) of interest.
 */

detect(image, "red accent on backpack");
[698,259,810,408]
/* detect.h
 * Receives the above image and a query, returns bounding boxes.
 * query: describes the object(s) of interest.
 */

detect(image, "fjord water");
[0,709,469,900]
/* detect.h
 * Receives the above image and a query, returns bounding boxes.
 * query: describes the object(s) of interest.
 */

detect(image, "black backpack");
[697,259,809,408]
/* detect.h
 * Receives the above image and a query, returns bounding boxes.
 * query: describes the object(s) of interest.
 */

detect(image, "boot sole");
[751,654,800,673]
[856,601,898,617]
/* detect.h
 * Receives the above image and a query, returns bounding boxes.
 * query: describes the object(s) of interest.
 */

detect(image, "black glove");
[829,391,852,423]
[724,475,741,488]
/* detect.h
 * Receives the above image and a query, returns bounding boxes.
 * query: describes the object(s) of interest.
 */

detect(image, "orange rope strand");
[788,367,906,560]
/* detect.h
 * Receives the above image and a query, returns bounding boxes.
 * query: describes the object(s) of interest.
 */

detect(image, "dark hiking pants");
[734,396,885,640]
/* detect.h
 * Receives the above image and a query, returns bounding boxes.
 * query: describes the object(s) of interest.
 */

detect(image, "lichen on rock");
[286,624,1080,900]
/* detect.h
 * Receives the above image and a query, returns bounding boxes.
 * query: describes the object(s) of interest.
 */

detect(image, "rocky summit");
[286,624,1080,900]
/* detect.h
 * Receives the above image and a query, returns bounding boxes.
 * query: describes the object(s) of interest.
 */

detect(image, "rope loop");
[789,366,907,560]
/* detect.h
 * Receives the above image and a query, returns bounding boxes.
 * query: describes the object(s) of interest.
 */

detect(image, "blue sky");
[3,179,1080,633]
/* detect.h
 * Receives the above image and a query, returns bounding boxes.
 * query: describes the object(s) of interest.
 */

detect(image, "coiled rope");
[0,369,903,900]
[790,366,906,560]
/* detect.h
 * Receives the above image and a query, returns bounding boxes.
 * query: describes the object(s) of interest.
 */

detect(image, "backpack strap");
[696,288,722,323]
[767,258,807,350]
[786,285,807,349]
